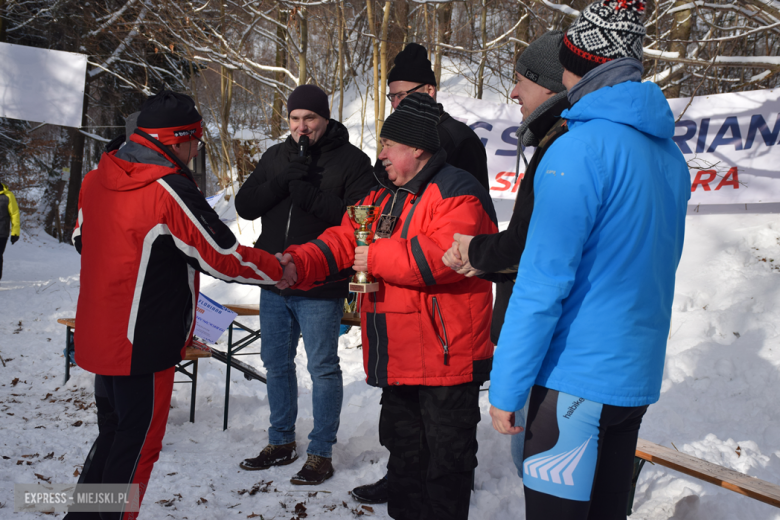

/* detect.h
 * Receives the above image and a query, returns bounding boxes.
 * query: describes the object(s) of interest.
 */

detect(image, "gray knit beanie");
[380,92,440,153]
[515,31,566,93]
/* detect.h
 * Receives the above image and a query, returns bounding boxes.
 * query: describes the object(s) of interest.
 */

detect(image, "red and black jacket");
[287,149,498,387]
[73,134,283,376]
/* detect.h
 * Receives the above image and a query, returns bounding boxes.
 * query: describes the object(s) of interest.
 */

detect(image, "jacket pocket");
[431,296,450,366]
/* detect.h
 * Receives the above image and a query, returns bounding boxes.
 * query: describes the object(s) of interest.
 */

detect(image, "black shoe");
[239,442,298,471]
[351,475,388,504]
[290,454,334,485]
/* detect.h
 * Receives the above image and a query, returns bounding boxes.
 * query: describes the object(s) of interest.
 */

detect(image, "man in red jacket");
[277,92,497,520]
[67,91,283,520]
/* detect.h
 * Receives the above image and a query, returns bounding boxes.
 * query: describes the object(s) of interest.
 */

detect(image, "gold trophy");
[347,205,381,293]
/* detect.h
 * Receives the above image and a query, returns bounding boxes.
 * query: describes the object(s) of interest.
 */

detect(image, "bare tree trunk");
[665,1,693,98]
[39,130,71,238]
[476,0,487,99]
[388,0,408,61]
[433,2,453,87]
[217,0,234,188]
[514,6,530,64]
[61,79,90,244]
[299,7,308,85]
[220,66,234,187]
[338,0,345,120]
[377,1,392,149]
[0,0,7,43]
[367,0,381,154]
[423,3,430,49]
[271,7,287,138]
[184,43,220,189]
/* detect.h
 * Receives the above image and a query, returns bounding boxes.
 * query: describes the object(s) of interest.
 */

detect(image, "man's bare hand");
[442,240,464,270]
[453,233,474,266]
[444,234,481,278]
[275,253,298,290]
[353,246,369,273]
[489,405,524,435]
[458,266,486,278]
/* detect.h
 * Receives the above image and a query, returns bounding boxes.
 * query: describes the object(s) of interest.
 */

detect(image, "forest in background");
[1,0,779,244]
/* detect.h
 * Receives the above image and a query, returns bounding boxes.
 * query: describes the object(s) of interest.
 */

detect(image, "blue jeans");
[511,396,531,478]
[260,290,343,458]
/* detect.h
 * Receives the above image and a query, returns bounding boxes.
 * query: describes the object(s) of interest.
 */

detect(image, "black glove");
[271,158,308,196]
[289,180,319,213]
[10,235,19,245]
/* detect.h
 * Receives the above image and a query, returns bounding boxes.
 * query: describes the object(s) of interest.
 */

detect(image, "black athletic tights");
[522,386,648,520]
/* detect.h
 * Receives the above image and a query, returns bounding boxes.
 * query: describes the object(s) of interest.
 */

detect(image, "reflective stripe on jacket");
[74,135,282,375]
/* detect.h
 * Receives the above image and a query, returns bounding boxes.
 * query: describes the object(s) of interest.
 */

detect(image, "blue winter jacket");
[489,80,691,411]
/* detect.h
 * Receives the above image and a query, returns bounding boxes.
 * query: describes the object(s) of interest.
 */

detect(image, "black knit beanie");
[136,90,202,144]
[516,31,566,93]
[559,0,646,77]
[287,84,330,120]
[380,92,440,153]
[387,43,437,86]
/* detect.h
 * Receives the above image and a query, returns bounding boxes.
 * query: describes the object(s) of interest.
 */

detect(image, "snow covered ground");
[2,204,780,520]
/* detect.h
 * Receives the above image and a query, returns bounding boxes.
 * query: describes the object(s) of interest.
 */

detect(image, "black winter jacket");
[374,103,489,191]
[436,105,489,191]
[235,119,374,299]
[468,95,570,344]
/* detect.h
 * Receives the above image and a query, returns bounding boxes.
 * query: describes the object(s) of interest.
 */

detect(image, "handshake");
[274,253,297,290]
[272,245,371,290]
[441,233,483,277]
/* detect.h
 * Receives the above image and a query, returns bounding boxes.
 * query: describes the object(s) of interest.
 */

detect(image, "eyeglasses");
[195,138,204,151]
[386,83,426,103]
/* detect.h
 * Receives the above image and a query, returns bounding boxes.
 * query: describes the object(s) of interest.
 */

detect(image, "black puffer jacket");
[235,119,374,299]
[468,95,570,344]
[436,105,489,191]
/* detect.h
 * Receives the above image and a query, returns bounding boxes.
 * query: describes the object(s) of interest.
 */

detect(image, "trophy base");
[350,282,379,293]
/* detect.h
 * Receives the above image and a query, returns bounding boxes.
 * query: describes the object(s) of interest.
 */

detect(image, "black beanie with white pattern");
[559,0,646,77]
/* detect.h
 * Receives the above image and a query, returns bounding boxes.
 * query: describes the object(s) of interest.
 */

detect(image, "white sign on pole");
[0,42,88,129]
[440,88,780,205]
[194,293,237,344]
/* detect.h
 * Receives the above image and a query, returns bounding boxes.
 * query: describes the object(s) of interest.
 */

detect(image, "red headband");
[137,121,203,145]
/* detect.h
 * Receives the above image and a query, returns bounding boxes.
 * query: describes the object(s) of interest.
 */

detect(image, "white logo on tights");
[523,436,592,486]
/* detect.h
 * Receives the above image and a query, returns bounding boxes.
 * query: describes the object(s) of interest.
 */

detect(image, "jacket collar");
[436,103,448,123]
[526,93,571,143]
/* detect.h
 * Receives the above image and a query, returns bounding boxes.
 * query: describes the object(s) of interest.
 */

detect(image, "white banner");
[439,92,526,201]
[668,88,780,205]
[440,88,780,205]
[194,293,237,343]
[0,42,87,128]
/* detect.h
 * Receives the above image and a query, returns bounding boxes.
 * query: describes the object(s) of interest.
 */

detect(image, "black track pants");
[0,235,7,279]
[379,383,481,520]
[522,386,648,520]
[65,368,174,520]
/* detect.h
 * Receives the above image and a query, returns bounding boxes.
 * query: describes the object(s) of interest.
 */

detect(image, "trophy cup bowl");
[347,205,381,293]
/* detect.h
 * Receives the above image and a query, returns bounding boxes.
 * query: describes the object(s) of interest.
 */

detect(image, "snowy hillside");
[2,191,780,519]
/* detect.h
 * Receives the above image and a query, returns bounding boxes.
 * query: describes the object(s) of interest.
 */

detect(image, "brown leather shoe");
[290,454,334,485]
[239,442,298,471]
